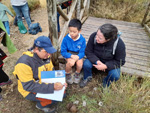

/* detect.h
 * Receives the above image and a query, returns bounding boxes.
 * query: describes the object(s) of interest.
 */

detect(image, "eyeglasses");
[96,34,105,41]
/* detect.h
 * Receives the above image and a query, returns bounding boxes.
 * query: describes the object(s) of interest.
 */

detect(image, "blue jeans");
[12,3,31,27]
[83,59,121,87]
[3,21,10,35]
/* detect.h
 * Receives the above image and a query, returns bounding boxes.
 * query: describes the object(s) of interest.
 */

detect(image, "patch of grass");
[27,0,40,11]
[90,0,149,23]
[57,73,150,113]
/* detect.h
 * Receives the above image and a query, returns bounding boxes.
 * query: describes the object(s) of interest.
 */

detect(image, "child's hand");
[71,55,79,61]
[54,82,63,90]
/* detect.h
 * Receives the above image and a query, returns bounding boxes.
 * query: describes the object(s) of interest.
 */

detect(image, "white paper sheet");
[36,70,66,101]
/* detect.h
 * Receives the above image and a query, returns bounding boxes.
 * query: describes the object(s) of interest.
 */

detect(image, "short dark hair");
[99,24,118,40]
[68,19,82,31]
[32,44,43,51]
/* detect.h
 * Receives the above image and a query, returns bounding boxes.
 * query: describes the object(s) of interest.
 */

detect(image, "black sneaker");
[79,77,92,88]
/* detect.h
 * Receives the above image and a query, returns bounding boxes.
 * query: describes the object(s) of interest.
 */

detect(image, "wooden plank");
[121,67,150,77]
[126,46,150,53]
[124,62,150,72]
[123,39,150,47]
[82,22,144,31]
[125,43,150,49]
[125,57,150,66]
[82,21,144,31]
[82,24,148,36]
[87,17,142,27]
[126,53,150,61]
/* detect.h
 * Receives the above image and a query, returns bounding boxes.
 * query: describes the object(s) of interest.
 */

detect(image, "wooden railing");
[142,2,150,34]
[46,0,90,68]
[47,0,90,49]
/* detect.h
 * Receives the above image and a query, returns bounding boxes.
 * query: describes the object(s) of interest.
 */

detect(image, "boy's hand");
[54,82,63,90]
[71,55,79,61]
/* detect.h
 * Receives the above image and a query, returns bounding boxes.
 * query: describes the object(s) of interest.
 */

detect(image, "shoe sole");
[36,105,55,113]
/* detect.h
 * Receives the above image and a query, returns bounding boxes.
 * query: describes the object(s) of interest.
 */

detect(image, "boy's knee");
[76,60,83,66]
[66,61,75,67]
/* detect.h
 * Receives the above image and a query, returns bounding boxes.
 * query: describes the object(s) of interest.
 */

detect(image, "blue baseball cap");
[34,36,57,54]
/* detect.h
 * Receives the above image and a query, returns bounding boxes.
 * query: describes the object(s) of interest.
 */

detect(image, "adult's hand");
[54,82,64,90]
[93,62,107,71]
[97,60,102,65]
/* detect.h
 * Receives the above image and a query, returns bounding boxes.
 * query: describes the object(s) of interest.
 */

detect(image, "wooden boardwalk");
[81,17,150,77]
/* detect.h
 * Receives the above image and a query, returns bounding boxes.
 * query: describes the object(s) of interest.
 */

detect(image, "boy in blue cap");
[61,19,86,84]
[13,36,67,113]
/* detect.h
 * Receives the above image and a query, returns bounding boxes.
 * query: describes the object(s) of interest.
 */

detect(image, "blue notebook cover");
[41,70,65,79]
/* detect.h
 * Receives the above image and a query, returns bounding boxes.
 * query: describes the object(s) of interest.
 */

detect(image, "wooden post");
[46,0,59,69]
[81,0,84,9]
[57,5,69,21]
[141,2,150,26]
[80,0,88,20]
[76,0,81,20]
[86,0,90,14]
[58,0,77,47]
[56,0,69,5]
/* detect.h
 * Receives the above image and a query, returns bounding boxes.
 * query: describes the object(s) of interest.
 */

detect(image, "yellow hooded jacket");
[13,51,54,97]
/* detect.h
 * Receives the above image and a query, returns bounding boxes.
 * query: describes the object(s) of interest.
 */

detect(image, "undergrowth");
[90,0,149,23]
[58,74,150,113]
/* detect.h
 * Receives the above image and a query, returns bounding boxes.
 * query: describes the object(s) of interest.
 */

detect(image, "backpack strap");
[112,37,119,55]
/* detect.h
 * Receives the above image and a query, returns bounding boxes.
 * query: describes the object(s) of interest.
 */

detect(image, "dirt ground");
[0,7,64,113]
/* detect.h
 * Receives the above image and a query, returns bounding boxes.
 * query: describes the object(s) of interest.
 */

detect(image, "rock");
[70,104,77,113]
[66,103,73,110]
[66,103,77,113]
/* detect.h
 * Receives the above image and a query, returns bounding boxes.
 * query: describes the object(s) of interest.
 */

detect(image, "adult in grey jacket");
[80,24,126,88]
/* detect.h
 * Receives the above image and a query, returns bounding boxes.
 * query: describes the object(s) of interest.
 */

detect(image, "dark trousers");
[0,66,9,83]
[25,93,57,108]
